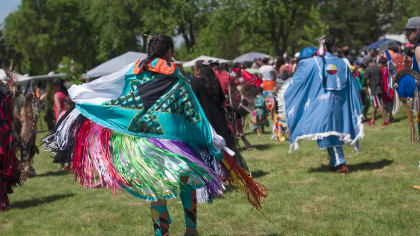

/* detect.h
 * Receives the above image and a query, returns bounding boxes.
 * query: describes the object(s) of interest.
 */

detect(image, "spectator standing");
[365,60,390,126]
[258,58,276,92]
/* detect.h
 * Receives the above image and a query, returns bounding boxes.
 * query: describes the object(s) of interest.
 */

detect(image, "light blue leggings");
[327,146,346,167]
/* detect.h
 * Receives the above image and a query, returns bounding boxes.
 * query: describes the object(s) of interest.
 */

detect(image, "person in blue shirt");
[404,17,420,73]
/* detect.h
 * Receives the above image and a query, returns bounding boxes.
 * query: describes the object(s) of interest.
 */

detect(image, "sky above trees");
[0,0,20,25]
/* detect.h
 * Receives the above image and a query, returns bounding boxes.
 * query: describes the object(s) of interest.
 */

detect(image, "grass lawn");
[1,109,420,236]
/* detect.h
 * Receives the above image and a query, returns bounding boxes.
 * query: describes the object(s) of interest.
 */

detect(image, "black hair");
[195,60,204,69]
[378,57,387,65]
[320,35,336,53]
[220,63,229,72]
[233,63,242,69]
[387,44,400,53]
[319,35,336,87]
[275,57,285,71]
[262,57,270,64]
[199,65,222,99]
[142,35,174,70]
[52,78,68,96]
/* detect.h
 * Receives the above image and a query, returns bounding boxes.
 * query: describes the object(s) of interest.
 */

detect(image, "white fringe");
[43,108,81,151]
[56,108,81,149]
[289,115,364,153]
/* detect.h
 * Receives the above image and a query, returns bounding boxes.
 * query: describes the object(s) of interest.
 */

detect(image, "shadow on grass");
[390,116,405,123]
[36,170,71,178]
[308,159,393,173]
[251,170,269,178]
[12,193,75,209]
[251,144,272,151]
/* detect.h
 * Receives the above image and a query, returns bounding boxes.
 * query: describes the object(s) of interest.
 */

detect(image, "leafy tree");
[239,0,315,56]
[189,0,242,59]
[142,0,216,53]
[57,56,83,85]
[87,0,144,62]
[4,0,95,74]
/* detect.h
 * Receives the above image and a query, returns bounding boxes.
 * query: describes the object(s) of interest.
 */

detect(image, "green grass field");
[1,109,420,236]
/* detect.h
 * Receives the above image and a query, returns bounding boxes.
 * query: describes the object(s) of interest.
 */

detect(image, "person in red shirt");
[379,57,394,122]
[215,63,232,95]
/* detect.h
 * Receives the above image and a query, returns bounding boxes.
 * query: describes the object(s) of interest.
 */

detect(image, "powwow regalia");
[0,81,21,210]
[393,61,420,142]
[43,58,267,207]
[284,51,363,153]
[272,77,292,142]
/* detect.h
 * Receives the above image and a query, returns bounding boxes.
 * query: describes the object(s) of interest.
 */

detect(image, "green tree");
[57,56,83,85]
[4,0,96,74]
[142,0,216,53]
[87,0,145,62]
[190,0,242,59]
[5,0,94,74]
[239,0,315,56]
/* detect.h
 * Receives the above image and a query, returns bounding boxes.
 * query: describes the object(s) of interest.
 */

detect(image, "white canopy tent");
[183,55,230,67]
[0,69,66,85]
[86,51,147,78]
[382,34,408,44]
[233,52,270,64]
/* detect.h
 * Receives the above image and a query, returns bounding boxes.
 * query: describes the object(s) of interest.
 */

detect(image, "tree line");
[0,0,418,76]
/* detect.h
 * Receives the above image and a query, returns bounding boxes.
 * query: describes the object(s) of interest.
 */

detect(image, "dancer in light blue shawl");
[284,35,363,173]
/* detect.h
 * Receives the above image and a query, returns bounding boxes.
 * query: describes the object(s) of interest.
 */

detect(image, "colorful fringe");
[0,91,21,210]
[44,108,268,208]
[44,109,224,202]
[221,148,268,209]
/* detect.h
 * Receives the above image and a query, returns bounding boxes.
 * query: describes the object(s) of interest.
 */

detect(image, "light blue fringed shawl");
[284,52,363,151]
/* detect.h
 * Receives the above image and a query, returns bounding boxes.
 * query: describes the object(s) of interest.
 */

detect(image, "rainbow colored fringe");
[44,108,268,207]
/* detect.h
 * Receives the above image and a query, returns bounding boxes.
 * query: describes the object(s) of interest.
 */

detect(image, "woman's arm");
[54,93,62,114]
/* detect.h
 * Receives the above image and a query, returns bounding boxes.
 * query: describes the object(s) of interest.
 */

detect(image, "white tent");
[382,34,407,44]
[233,52,270,64]
[233,52,270,63]
[183,55,230,67]
[0,69,65,85]
[0,69,31,84]
[86,51,147,78]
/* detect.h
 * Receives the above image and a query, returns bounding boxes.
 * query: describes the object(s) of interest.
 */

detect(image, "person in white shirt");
[258,58,276,91]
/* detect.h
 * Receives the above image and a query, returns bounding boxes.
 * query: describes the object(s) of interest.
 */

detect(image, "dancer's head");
[404,17,420,44]
[319,35,336,55]
[147,35,175,62]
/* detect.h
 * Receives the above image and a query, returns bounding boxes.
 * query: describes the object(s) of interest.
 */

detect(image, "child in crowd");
[252,88,269,135]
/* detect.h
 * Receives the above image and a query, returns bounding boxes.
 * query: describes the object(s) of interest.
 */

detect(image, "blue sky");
[0,0,20,25]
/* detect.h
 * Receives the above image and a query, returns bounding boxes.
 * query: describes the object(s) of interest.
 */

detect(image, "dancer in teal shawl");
[44,36,266,235]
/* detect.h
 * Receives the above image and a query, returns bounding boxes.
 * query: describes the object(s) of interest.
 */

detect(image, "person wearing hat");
[404,16,420,73]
